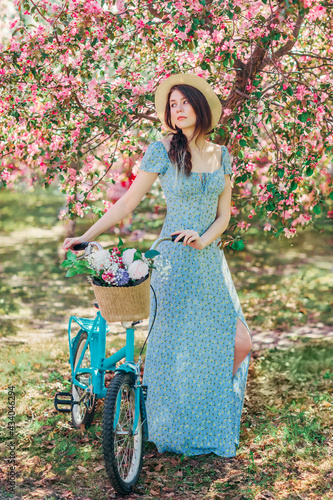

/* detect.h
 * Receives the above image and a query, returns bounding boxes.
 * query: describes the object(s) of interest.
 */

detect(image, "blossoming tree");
[1,0,332,247]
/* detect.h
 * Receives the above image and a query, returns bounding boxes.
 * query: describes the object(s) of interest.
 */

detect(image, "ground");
[0,189,332,500]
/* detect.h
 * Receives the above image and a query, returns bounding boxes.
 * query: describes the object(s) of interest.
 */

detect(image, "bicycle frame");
[68,312,143,433]
[66,235,171,436]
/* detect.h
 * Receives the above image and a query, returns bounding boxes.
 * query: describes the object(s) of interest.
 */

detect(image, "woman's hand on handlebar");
[62,236,85,252]
[171,229,205,250]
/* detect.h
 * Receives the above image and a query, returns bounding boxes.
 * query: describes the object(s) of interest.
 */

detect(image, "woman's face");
[169,89,197,131]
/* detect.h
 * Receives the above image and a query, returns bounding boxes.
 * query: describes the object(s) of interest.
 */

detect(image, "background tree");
[1,0,332,248]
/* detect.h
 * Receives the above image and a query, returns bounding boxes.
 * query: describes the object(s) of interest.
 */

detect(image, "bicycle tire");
[102,372,144,496]
[71,330,97,430]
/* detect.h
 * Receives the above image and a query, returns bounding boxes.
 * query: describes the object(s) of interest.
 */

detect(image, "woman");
[63,73,253,458]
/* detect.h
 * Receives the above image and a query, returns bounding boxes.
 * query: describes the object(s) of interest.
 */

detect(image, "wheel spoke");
[71,333,96,428]
[113,384,138,480]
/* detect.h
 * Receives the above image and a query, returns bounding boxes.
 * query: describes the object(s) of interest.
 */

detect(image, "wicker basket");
[91,272,151,322]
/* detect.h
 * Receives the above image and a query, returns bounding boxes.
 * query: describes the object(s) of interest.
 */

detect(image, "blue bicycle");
[54,235,183,496]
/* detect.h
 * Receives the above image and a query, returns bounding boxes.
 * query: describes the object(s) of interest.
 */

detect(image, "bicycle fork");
[113,383,143,436]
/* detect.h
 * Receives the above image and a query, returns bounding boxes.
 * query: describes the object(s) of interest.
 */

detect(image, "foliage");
[0,0,332,247]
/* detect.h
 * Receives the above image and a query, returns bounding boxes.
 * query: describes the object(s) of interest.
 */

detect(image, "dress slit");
[230,315,253,448]
[231,317,253,381]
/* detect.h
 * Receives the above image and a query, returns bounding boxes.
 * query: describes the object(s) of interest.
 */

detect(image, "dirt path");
[1,314,332,355]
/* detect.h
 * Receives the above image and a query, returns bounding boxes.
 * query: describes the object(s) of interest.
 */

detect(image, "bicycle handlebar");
[73,242,90,251]
[72,234,185,253]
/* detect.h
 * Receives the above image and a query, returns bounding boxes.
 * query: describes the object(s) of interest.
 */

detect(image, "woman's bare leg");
[232,318,253,376]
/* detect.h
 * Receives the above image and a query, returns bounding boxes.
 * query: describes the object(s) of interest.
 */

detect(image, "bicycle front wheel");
[102,372,144,496]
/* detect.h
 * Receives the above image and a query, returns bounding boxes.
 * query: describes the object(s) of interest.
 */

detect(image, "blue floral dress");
[140,140,252,458]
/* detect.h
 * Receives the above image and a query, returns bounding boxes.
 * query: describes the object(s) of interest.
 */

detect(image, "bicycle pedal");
[54,392,74,413]
[141,385,148,401]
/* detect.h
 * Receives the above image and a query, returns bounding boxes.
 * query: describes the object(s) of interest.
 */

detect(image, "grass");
[0,338,332,499]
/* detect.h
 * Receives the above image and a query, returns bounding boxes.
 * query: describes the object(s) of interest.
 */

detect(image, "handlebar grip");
[171,234,185,243]
[73,242,89,251]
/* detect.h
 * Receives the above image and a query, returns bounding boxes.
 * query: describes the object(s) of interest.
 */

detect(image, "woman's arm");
[62,169,159,251]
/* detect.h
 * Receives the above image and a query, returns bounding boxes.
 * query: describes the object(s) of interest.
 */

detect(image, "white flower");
[122,248,137,267]
[127,260,149,280]
[86,249,112,272]
[152,255,172,282]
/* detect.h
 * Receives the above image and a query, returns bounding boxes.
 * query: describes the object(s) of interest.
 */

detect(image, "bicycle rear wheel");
[71,330,97,429]
[102,372,144,495]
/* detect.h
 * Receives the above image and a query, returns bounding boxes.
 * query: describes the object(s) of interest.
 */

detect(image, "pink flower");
[102,270,115,284]
[127,260,149,280]
[284,227,297,238]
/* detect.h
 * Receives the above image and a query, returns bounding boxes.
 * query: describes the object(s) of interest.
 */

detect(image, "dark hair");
[164,84,213,177]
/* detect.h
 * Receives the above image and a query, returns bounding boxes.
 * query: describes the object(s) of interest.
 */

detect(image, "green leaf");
[133,249,143,261]
[60,260,73,268]
[238,240,245,250]
[274,227,284,238]
[86,268,97,275]
[298,112,308,123]
[329,192,333,201]
[239,139,247,147]
[313,204,321,215]
[65,268,80,277]
[75,261,89,269]
[200,62,210,70]
[66,250,77,262]
[306,167,313,176]
[231,239,245,251]
[144,250,160,259]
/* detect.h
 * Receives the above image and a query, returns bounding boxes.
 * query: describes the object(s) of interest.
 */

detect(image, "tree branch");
[260,14,305,70]
[218,6,306,141]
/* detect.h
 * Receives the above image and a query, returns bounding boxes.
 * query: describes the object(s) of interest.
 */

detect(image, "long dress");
[140,140,252,458]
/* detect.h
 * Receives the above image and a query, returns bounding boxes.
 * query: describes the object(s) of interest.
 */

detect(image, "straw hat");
[154,73,222,131]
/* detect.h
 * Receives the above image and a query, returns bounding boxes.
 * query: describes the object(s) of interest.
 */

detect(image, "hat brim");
[155,73,222,131]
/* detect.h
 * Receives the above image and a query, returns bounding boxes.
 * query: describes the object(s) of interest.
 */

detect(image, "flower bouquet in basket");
[61,238,171,322]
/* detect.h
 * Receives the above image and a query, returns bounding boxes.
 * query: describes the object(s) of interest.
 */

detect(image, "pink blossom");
[283,227,297,238]
[1,169,11,181]
[296,85,309,100]
[27,143,39,156]
[75,203,84,217]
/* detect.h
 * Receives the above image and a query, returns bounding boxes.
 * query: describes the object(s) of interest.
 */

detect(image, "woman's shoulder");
[160,134,173,153]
